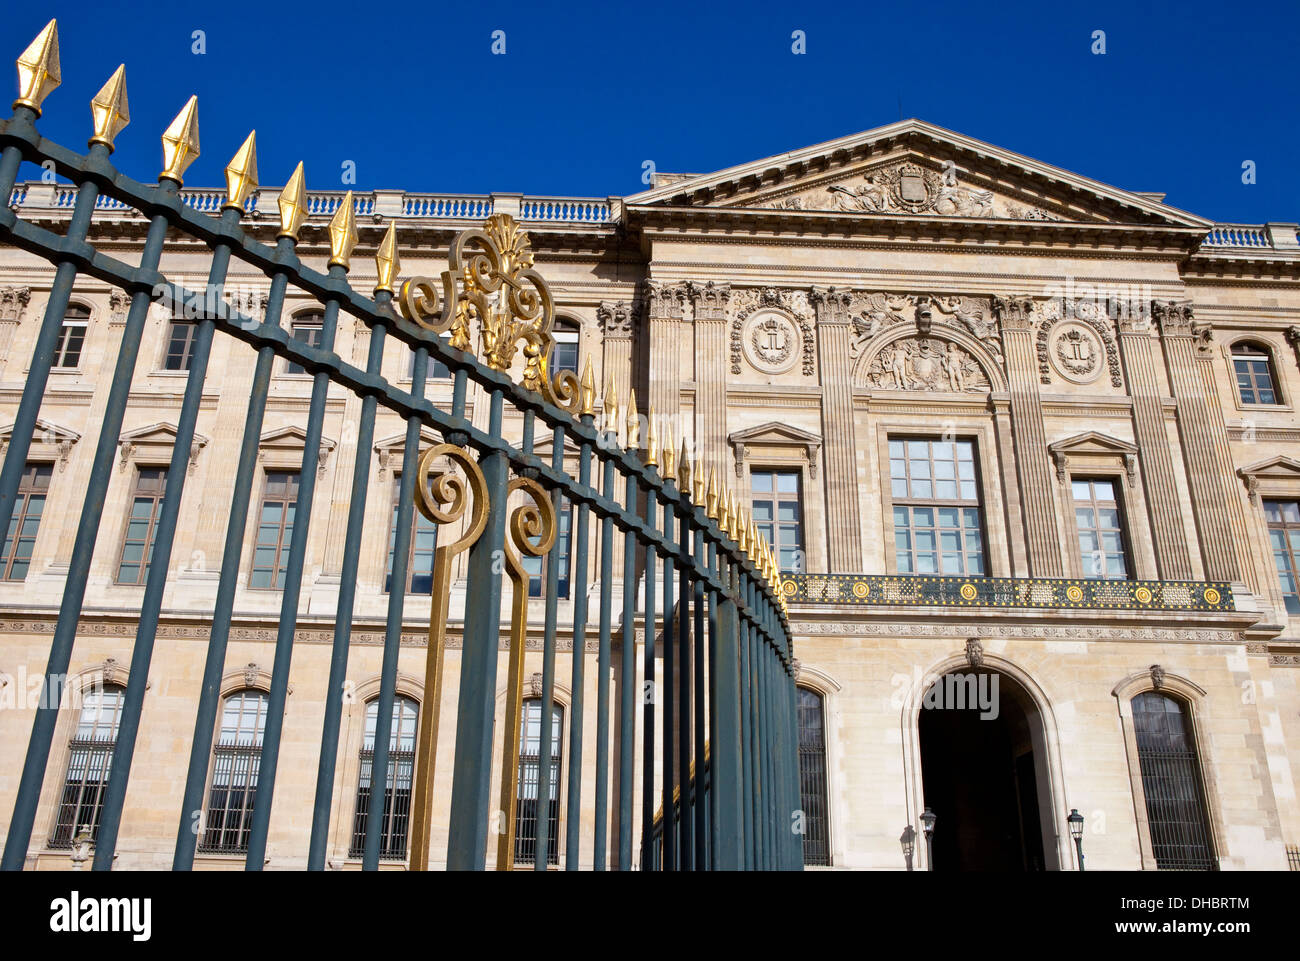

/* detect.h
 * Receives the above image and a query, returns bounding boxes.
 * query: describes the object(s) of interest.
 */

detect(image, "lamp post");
[1068,808,1085,871]
[899,825,916,871]
[921,806,937,871]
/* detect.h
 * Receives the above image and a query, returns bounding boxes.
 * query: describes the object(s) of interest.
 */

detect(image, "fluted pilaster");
[811,286,863,572]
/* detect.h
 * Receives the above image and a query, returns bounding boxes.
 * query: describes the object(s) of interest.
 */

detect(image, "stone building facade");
[1,119,1299,870]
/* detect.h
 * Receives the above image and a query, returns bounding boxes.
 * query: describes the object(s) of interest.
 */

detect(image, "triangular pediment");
[628,119,1210,229]
[1238,455,1300,481]
[729,422,822,448]
[373,428,441,454]
[1048,431,1139,458]
[1,418,80,445]
[260,424,336,453]
[120,422,210,449]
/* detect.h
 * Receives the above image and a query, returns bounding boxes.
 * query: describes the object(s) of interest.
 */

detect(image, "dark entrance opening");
[919,670,1051,870]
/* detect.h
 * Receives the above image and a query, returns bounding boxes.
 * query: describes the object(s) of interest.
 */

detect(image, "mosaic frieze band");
[782,573,1235,612]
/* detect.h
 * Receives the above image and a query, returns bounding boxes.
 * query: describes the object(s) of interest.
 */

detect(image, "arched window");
[350,695,419,860]
[53,303,90,368]
[286,310,324,375]
[50,684,124,847]
[551,318,580,376]
[1131,691,1216,870]
[1232,342,1280,405]
[198,689,268,854]
[515,698,562,866]
[796,686,831,865]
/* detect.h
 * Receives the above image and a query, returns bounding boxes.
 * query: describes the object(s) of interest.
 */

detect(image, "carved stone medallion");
[1048,321,1103,384]
[742,309,800,374]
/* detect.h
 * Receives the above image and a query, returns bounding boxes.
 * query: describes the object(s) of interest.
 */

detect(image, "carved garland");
[1035,312,1122,388]
[729,288,815,376]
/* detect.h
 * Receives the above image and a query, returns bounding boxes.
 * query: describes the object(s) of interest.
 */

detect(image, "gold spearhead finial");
[15,19,60,116]
[662,423,676,481]
[278,162,308,239]
[89,65,128,149]
[625,388,639,449]
[678,437,692,498]
[645,407,658,466]
[604,374,619,434]
[224,131,258,211]
[375,221,400,293]
[729,494,742,541]
[719,487,731,533]
[328,191,358,269]
[160,95,200,183]
[580,358,597,417]
[738,511,749,554]
[706,466,719,520]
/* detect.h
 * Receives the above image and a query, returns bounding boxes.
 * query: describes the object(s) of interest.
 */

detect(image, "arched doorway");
[918,669,1058,870]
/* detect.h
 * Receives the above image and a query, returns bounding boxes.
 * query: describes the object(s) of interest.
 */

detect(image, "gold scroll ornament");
[407,444,489,871]
[495,477,556,870]
[396,213,582,415]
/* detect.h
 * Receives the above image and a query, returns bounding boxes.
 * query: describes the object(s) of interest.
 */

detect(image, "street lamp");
[899,824,916,871]
[920,806,937,871]
[1068,808,1085,871]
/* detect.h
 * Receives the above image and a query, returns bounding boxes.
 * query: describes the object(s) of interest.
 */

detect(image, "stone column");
[1114,310,1195,579]
[810,287,863,572]
[993,296,1062,576]
[687,281,730,477]
[0,286,31,380]
[599,300,636,576]
[644,282,687,424]
[1154,301,1243,583]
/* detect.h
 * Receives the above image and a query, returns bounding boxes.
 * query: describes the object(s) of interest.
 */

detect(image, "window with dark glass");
[551,319,579,376]
[2,462,52,580]
[522,496,572,598]
[889,438,984,575]
[1072,478,1130,579]
[1233,343,1279,405]
[198,689,268,854]
[752,470,804,572]
[797,687,831,866]
[1131,691,1216,871]
[386,476,438,594]
[412,333,453,380]
[116,466,167,585]
[250,471,299,589]
[515,698,562,866]
[350,696,418,860]
[1265,499,1300,615]
[164,320,198,370]
[53,303,89,368]
[49,684,124,847]
[286,311,323,375]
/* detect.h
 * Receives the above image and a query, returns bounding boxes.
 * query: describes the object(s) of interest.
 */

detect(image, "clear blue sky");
[11,0,1299,224]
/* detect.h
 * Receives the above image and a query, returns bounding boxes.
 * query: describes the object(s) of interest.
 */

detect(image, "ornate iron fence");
[0,21,799,871]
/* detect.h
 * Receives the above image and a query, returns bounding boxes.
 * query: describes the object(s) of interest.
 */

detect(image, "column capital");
[0,286,31,322]
[596,300,635,340]
[809,285,854,324]
[992,295,1035,331]
[644,281,689,320]
[1150,299,1195,336]
[685,280,731,320]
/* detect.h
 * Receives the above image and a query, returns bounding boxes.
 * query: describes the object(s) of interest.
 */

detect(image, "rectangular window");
[889,438,984,575]
[386,477,438,594]
[286,317,323,375]
[752,469,804,572]
[412,334,453,380]
[514,699,562,866]
[2,462,52,580]
[164,320,198,370]
[522,496,572,598]
[116,466,167,585]
[250,471,300,590]
[1072,478,1130,579]
[53,306,89,368]
[1233,347,1277,405]
[1265,499,1300,615]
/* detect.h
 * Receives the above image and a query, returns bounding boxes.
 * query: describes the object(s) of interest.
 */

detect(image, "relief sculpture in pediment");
[866,338,990,393]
